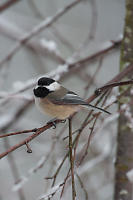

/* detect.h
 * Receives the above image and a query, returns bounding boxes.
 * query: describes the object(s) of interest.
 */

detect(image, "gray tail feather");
[87,104,111,114]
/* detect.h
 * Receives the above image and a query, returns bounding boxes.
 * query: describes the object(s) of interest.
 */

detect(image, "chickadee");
[33,77,110,120]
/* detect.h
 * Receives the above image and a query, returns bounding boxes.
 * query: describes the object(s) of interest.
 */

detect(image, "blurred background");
[0,0,125,200]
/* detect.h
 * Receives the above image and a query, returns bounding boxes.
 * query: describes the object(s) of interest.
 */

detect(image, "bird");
[33,77,110,122]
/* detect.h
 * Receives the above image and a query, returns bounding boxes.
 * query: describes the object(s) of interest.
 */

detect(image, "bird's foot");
[47,118,66,129]
[60,119,66,123]
[47,118,57,129]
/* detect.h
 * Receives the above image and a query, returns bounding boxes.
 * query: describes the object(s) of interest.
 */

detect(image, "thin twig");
[0,0,20,12]
[1,69,133,162]
[79,114,99,165]
[0,100,32,131]
[48,114,95,187]
[48,153,68,186]
[0,128,37,138]
[0,120,61,159]
[72,0,98,59]
[83,56,104,98]
[70,36,122,69]
[0,36,122,100]
[95,79,133,96]
[27,0,75,50]
[87,64,133,104]
[4,137,26,200]
[69,118,76,200]
[0,17,65,64]
[47,132,78,186]
[60,168,71,198]
[38,181,64,200]
[0,0,82,68]
[76,172,88,200]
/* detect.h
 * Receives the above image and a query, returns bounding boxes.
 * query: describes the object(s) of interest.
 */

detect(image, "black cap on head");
[38,77,55,86]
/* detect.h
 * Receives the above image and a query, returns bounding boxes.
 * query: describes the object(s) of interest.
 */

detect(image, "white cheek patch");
[45,82,60,91]
[34,85,39,90]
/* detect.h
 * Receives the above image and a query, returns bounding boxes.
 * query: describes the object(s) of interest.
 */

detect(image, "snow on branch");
[38,182,64,200]
[0,36,122,100]
[0,17,65,64]
[0,0,82,68]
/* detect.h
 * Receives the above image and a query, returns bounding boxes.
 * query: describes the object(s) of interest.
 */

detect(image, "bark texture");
[114,1,133,200]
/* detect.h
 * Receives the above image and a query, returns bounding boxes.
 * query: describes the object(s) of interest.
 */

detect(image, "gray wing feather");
[50,91,110,114]
[51,91,87,105]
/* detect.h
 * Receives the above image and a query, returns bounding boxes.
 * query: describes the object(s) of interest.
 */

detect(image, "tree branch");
[69,118,76,200]
[0,120,61,159]
[0,0,82,68]
[0,0,20,12]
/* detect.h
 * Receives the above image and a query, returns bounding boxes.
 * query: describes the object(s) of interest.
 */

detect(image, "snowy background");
[0,0,125,200]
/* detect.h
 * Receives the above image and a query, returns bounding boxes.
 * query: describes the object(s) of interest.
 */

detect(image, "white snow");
[40,39,58,52]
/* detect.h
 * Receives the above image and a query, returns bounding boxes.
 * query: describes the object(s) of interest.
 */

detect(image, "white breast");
[35,97,79,120]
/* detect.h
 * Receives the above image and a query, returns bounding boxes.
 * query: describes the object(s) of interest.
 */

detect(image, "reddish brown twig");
[0,0,20,12]
[60,168,71,198]
[0,120,61,159]
[69,118,76,200]
[87,64,133,104]
[0,128,37,138]
[0,100,33,131]
[0,36,121,98]
[0,0,82,68]
[1,65,133,161]
[76,172,88,200]
[79,114,99,165]
[95,79,133,95]
[70,37,121,69]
